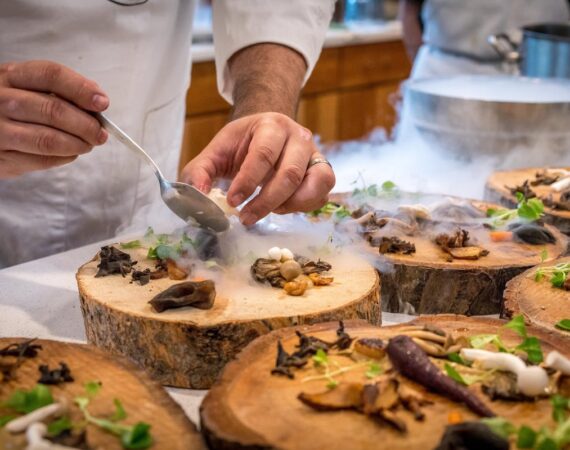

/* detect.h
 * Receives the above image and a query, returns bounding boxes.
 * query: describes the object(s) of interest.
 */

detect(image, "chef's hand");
[181,112,335,225]
[180,43,335,225]
[0,60,109,179]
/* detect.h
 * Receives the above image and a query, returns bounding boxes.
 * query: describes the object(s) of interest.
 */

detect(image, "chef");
[0,0,336,268]
[399,0,570,78]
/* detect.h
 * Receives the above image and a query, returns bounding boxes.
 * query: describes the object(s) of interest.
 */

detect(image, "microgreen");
[555,320,570,332]
[309,202,352,220]
[352,180,399,201]
[444,363,467,385]
[534,263,570,289]
[2,384,53,414]
[47,416,73,437]
[146,233,194,260]
[487,195,544,228]
[365,362,382,379]
[541,249,549,263]
[447,352,471,366]
[516,337,544,364]
[504,315,527,338]
[119,240,142,249]
[551,396,570,423]
[312,349,329,367]
[75,382,152,449]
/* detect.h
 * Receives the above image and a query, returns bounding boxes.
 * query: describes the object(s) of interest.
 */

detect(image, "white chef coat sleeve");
[212,0,335,104]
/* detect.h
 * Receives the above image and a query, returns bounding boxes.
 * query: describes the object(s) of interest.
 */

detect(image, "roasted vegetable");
[148,280,215,312]
[386,335,494,417]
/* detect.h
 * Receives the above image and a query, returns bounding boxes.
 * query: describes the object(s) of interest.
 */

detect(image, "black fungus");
[95,246,136,277]
[148,280,216,313]
[131,268,151,286]
[434,422,509,450]
[194,229,221,261]
[38,362,74,385]
[378,236,416,255]
[0,338,42,358]
[509,223,556,245]
[334,321,354,350]
[271,340,309,378]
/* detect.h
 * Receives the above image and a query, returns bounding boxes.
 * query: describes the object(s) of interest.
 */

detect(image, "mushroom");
[411,337,448,357]
[268,247,282,261]
[298,382,364,411]
[284,279,308,296]
[460,348,549,397]
[398,204,431,220]
[280,248,294,261]
[354,338,386,360]
[6,401,67,433]
[25,422,80,450]
[308,273,334,286]
[165,259,189,280]
[545,351,570,375]
[148,280,215,312]
[551,176,570,192]
[279,260,302,281]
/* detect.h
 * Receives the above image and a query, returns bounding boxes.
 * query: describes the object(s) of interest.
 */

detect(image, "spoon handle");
[95,112,165,181]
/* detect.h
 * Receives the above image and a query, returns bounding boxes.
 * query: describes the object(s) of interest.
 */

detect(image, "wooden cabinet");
[180,40,411,170]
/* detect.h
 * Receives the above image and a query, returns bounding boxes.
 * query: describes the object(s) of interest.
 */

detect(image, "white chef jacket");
[412,0,570,79]
[0,0,335,268]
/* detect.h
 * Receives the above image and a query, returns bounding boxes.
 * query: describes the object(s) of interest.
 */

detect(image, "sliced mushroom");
[284,279,308,296]
[354,338,386,360]
[166,259,189,280]
[148,280,215,313]
[446,246,489,260]
[308,273,334,286]
[298,382,364,411]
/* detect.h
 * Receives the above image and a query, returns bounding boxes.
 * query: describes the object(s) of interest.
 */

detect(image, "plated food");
[486,168,570,235]
[504,256,570,340]
[0,338,203,450]
[76,230,379,388]
[323,184,567,315]
[201,317,570,450]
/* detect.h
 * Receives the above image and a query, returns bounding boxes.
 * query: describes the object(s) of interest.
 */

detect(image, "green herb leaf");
[535,269,545,282]
[85,380,102,397]
[3,384,53,414]
[121,422,153,449]
[517,425,537,448]
[74,396,90,411]
[536,437,558,450]
[515,191,525,203]
[447,352,470,366]
[551,395,570,423]
[551,270,568,288]
[481,417,517,439]
[555,319,570,332]
[381,180,397,192]
[146,246,158,260]
[312,348,328,367]
[541,248,549,263]
[504,315,527,338]
[120,240,141,249]
[516,336,544,364]
[469,334,508,352]
[0,415,16,427]
[365,362,382,379]
[47,416,73,437]
[110,398,127,422]
[444,363,467,385]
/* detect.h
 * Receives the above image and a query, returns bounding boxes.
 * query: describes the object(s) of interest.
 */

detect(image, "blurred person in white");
[399,0,570,78]
[0,0,336,268]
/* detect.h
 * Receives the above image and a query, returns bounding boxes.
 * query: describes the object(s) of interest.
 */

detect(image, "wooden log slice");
[200,317,569,450]
[0,338,204,450]
[332,193,568,315]
[77,248,380,389]
[503,256,570,340]
[485,167,570,234]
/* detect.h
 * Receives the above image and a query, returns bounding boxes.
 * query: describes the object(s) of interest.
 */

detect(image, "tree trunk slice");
[76,248,380,389]
[332,193,568,315]
[485,167,570,234]
[0,338,204,450]
[200,317,569,450]
[503,256,570,341]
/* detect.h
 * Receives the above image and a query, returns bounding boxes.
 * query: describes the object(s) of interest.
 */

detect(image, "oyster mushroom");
[298,382,363,411]
[354,338,386,360]
[6,401,67,433]
[148,280,215,313]
[251,258,285,288]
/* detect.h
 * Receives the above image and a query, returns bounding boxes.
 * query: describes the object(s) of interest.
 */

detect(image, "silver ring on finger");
[307,157,331,169]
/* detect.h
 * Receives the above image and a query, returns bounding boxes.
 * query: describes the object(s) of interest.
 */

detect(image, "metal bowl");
[405,75,570,157]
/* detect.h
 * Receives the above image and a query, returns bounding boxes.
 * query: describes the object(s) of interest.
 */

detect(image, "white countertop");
[191,21,403,63]
[0,234,413,430]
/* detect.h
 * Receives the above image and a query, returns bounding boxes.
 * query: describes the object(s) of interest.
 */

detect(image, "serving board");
[504,256,570,340]
[0,338,204,450]
[333,194,568,315]
[485,167,570,234]
[200,316,569,450]
[77,248,380,389]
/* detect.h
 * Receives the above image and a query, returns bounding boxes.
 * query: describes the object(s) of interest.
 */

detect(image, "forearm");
[228,43,307,120]
[399,0,424,62]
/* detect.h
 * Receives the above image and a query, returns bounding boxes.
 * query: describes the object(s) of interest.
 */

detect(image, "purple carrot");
[387,335,495,417]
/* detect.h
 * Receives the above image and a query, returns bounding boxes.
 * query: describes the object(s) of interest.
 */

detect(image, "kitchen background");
[181,0,406,171]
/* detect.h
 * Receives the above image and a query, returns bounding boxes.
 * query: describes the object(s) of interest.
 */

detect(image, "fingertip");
[97,128,108,145]
[91,94,109,111]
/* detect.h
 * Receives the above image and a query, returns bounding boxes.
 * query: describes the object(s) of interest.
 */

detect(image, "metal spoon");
[95,113,230,232]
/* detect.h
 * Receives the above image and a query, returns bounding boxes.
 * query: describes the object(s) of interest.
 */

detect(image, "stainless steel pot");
[405,75,570,157]
[489,23,570,78]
